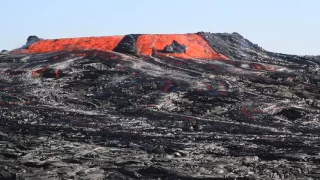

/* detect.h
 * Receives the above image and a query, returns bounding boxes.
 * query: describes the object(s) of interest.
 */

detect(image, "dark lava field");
[0,32,320,179]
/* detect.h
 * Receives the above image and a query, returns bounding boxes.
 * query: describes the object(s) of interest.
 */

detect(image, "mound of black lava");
[0,32,320,179]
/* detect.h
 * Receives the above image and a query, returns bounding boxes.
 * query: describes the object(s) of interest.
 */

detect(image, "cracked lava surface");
[0,32,320,179]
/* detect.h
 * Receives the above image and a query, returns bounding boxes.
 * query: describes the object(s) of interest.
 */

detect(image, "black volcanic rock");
[161,40,187,53]
[199,32,320,66]
[27,35,40,44]
[20,35,41,49]
[113,34,140,55]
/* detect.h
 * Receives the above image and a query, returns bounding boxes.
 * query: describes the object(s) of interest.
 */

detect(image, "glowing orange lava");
[136,34,228,60]
[24,36,124,53]
[21,34,229,60]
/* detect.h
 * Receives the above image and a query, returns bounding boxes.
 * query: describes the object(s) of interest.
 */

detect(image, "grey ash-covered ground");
[0,32,320,179]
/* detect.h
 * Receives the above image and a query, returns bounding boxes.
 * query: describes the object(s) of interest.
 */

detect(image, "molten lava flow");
[24,36,124,53]
[136,34,228,60]
[20,34,229,60]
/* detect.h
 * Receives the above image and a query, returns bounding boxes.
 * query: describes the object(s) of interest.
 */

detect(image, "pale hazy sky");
[0,0,319,55]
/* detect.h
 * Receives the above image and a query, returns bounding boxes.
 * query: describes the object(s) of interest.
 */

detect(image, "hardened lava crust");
[0,32,320,179]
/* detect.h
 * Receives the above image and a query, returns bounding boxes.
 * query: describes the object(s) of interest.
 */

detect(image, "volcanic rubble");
[0,32,320,179]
